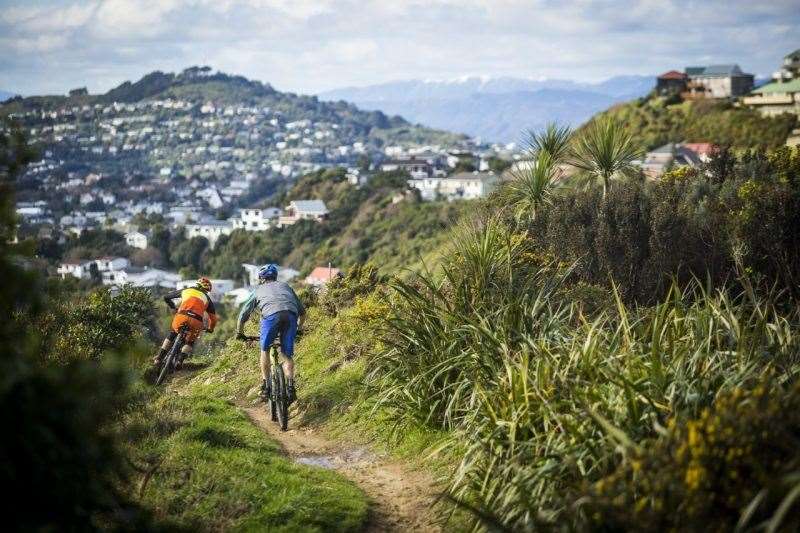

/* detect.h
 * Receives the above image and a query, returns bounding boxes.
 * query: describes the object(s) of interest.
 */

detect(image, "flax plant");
[371,213,800,531]
[571,117,643,198]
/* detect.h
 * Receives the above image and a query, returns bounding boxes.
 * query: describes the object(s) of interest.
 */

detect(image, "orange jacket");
[164,287,218,331]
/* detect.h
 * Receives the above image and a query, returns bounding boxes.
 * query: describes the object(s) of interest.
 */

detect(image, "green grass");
[125,356,368,531]
[587,96,796,150]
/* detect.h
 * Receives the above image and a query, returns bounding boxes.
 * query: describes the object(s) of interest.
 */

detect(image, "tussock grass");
[370,214,800,530]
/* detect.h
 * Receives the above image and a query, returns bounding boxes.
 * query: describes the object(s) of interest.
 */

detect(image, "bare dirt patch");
[243,405,443,532]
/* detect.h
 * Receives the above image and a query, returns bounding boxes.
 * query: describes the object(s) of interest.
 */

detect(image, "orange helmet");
[197,277,212,292]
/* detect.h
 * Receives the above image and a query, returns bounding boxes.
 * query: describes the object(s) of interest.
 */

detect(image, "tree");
[572,117,643,198]
[0,122,157,529]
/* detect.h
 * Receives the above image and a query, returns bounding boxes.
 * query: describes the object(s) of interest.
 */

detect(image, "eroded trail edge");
[243,405,442,532]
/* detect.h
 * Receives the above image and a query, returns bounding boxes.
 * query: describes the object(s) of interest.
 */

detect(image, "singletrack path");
[243,405,443,532]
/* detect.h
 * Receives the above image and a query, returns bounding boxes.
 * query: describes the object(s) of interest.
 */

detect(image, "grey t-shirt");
[237,280,305,330]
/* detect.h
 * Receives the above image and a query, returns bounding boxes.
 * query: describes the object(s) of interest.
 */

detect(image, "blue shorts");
[260,311,298,358]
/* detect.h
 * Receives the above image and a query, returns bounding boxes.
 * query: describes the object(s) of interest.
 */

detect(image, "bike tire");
[268,380,278,422]
[274,366,288,431]
[155,334,183,386]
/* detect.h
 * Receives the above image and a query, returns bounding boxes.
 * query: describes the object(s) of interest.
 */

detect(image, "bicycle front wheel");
[156,334,183,386]
[274,366,288,431]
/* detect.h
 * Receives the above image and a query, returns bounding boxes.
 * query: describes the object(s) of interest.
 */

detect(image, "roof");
[649,143,677,154]
[683,143,719,156]
[290,200,328,214]
[447,172,497,181]
[658,70,687,80]
[687,64,747,78]
[306,266,341,281]
[752,78,800,94]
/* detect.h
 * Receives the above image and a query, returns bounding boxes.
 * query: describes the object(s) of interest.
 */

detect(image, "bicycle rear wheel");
[274,366,288,431]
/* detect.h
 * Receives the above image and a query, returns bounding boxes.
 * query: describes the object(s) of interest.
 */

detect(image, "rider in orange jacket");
[154,277,218,367]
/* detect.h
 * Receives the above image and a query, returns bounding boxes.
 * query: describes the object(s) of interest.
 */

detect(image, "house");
[656,71,688,96]
[743,50,800,120]
[185,218,233,248]
[682,64,754,99]
[225,287,253,306]
[125,231,148,249]
[277,200,329,227]
[774,48,800,82]
[408,172,499,201]
[305,266,342,287]
[380,156,434,179]
[57,260,92,279]
[231,208,281,231]
[175,278,236,300]
[638,143,706,178]
[103,267,181,289]
[95,256,129,272]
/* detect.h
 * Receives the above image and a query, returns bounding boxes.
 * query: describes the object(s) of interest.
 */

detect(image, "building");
[103,267,181,289]
[682,64,754,99]
[380,156,435,178]
[125,231,148,249]
[655,71,688,96]
[638,143,715,178]
[185,218,233,248]
[773,48,800,82]
[277,200,329,227]
[743,50,800,119]
[57,260,92,279]
[95,256,129,273]
[305,266,342,287]
[231,208,281,231]
[408,171,499,201]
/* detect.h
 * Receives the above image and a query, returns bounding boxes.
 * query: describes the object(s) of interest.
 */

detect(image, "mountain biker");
[236,264,305,404]
[154,277,218,368]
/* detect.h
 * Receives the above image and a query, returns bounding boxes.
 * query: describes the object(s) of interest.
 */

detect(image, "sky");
[1,0,798,96]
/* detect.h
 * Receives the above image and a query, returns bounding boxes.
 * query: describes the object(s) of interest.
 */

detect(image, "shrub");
[583,380,800,532]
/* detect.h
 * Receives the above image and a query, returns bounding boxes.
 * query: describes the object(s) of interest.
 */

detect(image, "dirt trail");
[243,405,443,532]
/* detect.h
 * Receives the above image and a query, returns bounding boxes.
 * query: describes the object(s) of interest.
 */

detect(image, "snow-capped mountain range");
[319,75,654,143]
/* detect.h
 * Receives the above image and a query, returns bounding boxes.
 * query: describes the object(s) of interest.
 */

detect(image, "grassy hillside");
[127,360,368,531]
[587,95,796,150]
[202,168,467,279]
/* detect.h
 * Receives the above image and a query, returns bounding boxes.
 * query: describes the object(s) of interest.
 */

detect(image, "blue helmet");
[258,263,278,280]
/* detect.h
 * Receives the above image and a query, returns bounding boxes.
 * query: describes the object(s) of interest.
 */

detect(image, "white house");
[225,287,253,306]
[95,256,129,273]
[185,219,233,248]
[103,267,181,289]
[231,208,282,231]
[277,200,329,227]
[57,260,92,279]
[125,231,148,249]
[408,172,499,201]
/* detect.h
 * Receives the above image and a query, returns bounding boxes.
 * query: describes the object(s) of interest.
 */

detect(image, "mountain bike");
[240,335,290,431]
[155,323,188,386]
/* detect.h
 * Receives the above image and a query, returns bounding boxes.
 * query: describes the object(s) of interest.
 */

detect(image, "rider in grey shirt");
[236,264,305,402]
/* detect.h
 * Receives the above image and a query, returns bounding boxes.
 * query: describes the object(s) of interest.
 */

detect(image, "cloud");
[0,0,797,95]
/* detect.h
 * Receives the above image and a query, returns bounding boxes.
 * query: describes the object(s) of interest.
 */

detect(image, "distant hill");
[0,90,17,102]
[585,96,796,150]
[319,75,653,143]
[0,67,466,147]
